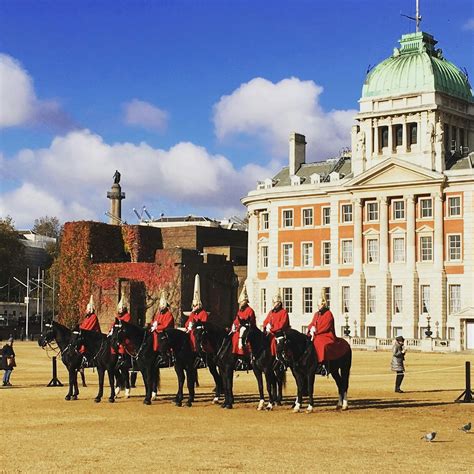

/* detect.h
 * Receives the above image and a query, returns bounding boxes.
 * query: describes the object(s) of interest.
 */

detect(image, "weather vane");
[401,0,422,32]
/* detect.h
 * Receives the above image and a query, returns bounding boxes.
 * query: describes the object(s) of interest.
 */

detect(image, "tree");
[32,216,61,239]
[0,216,26,299]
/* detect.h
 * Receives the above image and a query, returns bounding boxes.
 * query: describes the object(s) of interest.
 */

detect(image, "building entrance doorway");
[466,321,474,350]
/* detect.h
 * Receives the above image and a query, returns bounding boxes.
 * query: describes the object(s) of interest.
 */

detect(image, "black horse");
[158,328,197,407]
[192,321,225,404]
[69,327,128,403]
[38,321,84,400]
[110,319,161,405]
[275,329,351,412]
[239,318,286,411]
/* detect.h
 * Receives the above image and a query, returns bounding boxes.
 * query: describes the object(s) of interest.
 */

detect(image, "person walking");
[391,335,406,393]
[2,337,16,387]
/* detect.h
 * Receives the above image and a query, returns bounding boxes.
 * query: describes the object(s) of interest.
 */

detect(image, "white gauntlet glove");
[231,323,237,333]
[186,322,193,332]
[151,321,157,331]
[265,323,272,333]
[309,326,316,336]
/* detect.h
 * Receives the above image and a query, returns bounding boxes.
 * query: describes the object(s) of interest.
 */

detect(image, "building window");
[302,208,313,227]
[283,287,293,314]
[282,243,293,267]
[394,124,403,147]
[322,207,331,225]
[342,286,350,313]
[341,204,353,223]
[421,285,430,313]
[261,212,269,230]
[261,288,267,314]
[448,235,461,262]
[393,285,403,313]
[367,326,376,337]
[282,209,293,228]
[341,240,353,264]
[260,245,268,269]
[302,242,313,267]
[323,287,331,309]
[449,284,461,314]
[303,287,313,314]
[367,286,376,314]
[367,238,379,263]
[393,200,405,220]
[393,327,403,338]
[380,126,389,148]
[409,122,417,145]
[448,327,455,340]
[366,202,379,222]
[420,236,433,262]
[322,242,331,266]
[419,198,433,218]
[448,196,461,217]
[392,237,405,263]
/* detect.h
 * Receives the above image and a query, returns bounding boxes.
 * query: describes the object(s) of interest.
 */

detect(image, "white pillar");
[402,120,408,153]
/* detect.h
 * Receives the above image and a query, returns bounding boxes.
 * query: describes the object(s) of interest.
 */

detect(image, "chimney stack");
[289,132,306,176]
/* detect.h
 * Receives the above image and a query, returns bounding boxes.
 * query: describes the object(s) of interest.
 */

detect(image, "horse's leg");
[175,366,185,406]
[185,367,196,407]
[107,367,116,403]
[264,369,275,411]
[95,367,104,403]
[124,368,131,399]
[306,370,316,413]
[208,361,221,403]
[293,371,303,413]
[65,368,74,400]
[80,368,87,387]
[143,366,152,405]
[254,367,265,411]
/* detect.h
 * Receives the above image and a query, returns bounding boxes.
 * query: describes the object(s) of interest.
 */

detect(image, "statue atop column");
[107,170,125,224]
[113,170,121,184]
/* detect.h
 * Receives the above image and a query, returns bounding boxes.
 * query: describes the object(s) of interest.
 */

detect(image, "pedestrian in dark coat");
[2,337,16,386]
[391,336,406,393]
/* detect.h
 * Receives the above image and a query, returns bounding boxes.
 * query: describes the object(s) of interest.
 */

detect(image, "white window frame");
[393,327,403,338]
[448,284,461,314]
[420,285,430,313]
[447,196,461,217]
[448,327,455,340]
[419,198,433,219]
[283,287,293,314]
[301,242,314,267]
[447,234,462,262]
[342,286,350,313]
[282,209,294,228]
[322,206,331,226]
[392,236,405,263]
[322,241,331,266]
[366,326,376,337]
[260,245,269,269]
[367,286,376,314]
[366,201,379,222]
[419,235,433,262]
[261,212,269,230]
[392,200,405,220]
[341,239,353,265]
[282,243,293,268]
[302,207,314,227]
[341,204,353,223]
[303,287,313,314]
[366,238,379,264]
[393,285,403,314]
[261,288,267,314]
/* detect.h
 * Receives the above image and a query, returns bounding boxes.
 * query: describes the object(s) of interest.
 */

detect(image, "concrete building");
[242,31,474,351]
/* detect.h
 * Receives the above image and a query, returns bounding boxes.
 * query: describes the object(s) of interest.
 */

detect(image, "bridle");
[112,320,144,360]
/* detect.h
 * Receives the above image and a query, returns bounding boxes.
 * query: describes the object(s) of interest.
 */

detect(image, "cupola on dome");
[362,32,473,102]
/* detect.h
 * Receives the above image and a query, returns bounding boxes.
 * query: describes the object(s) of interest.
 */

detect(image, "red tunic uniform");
[231,305,256,355]
[151,308,175,351]
[263,307,290,356]
[79,313,101,353]
[110,312,132,355]
[185,309,209,352]
[307,308,350,362]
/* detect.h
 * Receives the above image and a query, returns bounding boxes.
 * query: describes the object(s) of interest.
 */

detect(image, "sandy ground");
[1,342,473,473]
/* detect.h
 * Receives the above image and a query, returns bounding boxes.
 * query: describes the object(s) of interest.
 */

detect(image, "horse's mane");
[201,321,227,338]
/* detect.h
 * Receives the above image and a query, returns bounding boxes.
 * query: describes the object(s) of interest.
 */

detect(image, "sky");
[0,0,473,228]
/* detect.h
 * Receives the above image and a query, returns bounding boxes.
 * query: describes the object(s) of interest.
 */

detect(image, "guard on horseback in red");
[230,284,256,356]
[307,293,350,372]
[185,274,209,353]
[109,293,132,355]
[150,292,175,352]
[263,293,290,356]
[79,295,101,366]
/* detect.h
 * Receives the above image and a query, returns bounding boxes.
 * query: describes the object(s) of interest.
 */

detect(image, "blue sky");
[0,0,473,227]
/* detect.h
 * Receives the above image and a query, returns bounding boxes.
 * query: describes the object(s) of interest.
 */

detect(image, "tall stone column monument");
[107,170,126,224]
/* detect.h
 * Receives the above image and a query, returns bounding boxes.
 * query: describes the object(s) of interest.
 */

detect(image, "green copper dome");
[362,32,473,102]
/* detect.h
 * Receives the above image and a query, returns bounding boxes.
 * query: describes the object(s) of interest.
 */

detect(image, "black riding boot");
[395,373,404,392]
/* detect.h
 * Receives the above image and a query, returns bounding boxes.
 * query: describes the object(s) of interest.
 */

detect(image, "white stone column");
[387,120,393,154]
[402,120,408,153]
[373,123,379,156]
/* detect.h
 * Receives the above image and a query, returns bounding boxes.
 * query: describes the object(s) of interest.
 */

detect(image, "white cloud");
[0,53,74,130]
[462,18,474,30]
[213,77,356,160]
[0,129,275,228]
[123,99,168,132]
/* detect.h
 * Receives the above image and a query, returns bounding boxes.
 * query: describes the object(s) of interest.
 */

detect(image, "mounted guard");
[79,295,101,367]
[185,274,209,353]
[263,292,290,356]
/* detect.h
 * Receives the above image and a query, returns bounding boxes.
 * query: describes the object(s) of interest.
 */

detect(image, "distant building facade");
[243,31,474,351]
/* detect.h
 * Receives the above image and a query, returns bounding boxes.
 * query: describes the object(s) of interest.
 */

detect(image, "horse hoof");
[342,403,348,411]
[114,387,121,396]
[143,399,151,405]
[186,401,192,407]
[257,400,265,411]
[293,403,301,413]
[276,401,283,406]
[225,404,233,409]
[266,403,273,411]
[176,401,182,407]
[306,405,314,413]
[125,389,130,399]
[94,398,101,403]
[108,398,115,403]
[212,397,219,404]
[151,392,157,401]
[72,395,78,401]
[65,395,71,401]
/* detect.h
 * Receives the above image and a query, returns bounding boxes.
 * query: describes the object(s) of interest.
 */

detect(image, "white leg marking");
[293,402,301,413]
[115,386,121,396]
[257,399,265,411]
[213,396,219,404]
[342,394,348,411]
[151,391,157,401]
[307,405,313,413]
[125,388,130,399]
[266,402,273,411]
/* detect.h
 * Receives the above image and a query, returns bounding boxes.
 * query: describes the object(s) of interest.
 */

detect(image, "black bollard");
[47,356,64,387]
[455,361,473,403]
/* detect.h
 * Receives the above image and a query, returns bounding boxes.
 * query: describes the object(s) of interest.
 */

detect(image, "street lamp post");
[425,315,433,338]
[343,313,351,336]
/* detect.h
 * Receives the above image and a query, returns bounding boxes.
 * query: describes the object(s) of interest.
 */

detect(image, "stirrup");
[315,363,327,376]
[81,356,89,369]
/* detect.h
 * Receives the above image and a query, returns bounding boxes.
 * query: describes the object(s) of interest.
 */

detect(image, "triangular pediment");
[346,158,445,189]
[362,227,379,236]
[452,306,474,318]
[389,226,406,234]
[415,225,433,233]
